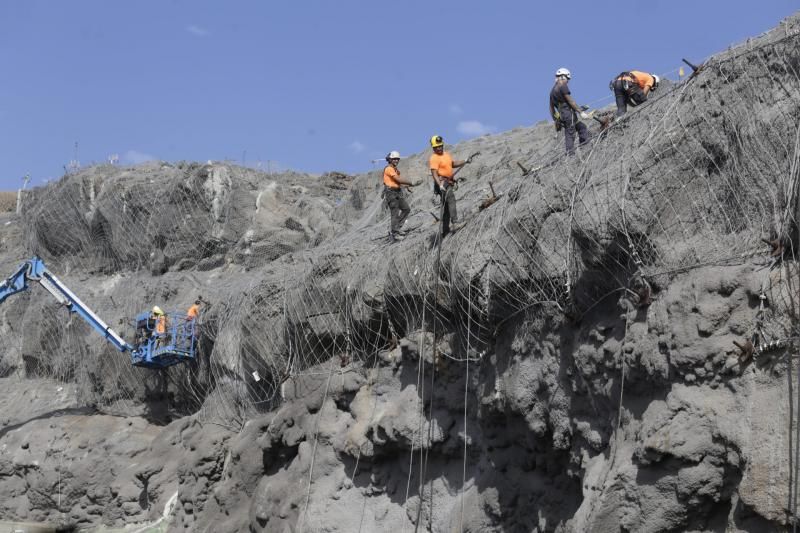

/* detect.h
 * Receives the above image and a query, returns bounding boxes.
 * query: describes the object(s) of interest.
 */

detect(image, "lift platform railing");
[131,311,197,369]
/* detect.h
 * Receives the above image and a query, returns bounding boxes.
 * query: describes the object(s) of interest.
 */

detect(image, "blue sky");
[0,0,796,189]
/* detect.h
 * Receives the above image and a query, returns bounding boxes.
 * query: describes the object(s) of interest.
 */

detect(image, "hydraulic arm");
[0,256,134,353]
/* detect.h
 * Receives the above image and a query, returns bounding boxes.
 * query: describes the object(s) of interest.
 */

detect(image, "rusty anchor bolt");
[479,182,501,211]
[630,276,652,307]
[761,237,784,258]
[733,339,755,364]
[682,58,705,79]
[592,114,613,131]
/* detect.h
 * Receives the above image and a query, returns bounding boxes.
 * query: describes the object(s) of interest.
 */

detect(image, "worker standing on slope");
[383,151,420,242]
[549,68,590,156]
[611,70,660,116]
[429,135,472,237]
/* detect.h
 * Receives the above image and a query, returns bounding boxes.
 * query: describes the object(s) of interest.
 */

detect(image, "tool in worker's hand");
[450,152,481,191]
[452,151,481,180]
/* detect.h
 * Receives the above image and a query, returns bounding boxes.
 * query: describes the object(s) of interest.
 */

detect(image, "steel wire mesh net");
[1,16,799,428]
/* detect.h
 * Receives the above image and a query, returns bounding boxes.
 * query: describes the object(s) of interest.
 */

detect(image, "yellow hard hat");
[152,306,164,315]
[430,135,444,148]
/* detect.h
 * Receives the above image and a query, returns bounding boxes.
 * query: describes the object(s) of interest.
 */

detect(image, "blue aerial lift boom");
[0,256,196,369]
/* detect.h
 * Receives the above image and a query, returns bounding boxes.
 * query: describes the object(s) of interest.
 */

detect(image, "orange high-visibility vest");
[155,315,167,335]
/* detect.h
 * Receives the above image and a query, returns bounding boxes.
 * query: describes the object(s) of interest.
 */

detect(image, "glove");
[440,181,450,191]
[579,112,589,120]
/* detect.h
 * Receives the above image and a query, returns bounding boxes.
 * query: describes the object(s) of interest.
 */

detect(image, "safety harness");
[609,71,637,92]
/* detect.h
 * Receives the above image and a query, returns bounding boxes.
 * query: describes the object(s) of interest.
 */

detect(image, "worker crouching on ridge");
[611,70,660,116]
[429,135,472,237]
[549,68,590,156]
[383,151,420,242]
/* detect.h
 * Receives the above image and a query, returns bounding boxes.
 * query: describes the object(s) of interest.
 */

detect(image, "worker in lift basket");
[187,299,202,321]
[152,306,168,348]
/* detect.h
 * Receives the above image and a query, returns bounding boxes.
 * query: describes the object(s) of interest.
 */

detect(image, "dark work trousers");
[440,184,458,236]
[385,187,410,233]
[613,79,647,116]
[558,104,589,155]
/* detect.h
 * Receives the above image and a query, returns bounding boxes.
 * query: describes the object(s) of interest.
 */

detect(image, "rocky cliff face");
[1,13,800,533]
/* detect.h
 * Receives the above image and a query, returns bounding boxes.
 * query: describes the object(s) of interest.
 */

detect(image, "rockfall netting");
[2,13,800,432]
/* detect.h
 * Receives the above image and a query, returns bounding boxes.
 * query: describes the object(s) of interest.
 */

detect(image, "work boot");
[450,221,466,232]
[390,232,405,242]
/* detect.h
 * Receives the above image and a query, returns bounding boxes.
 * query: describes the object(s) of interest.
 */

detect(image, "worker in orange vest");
[429,135,473,237]
[187,299,202,321]
[152,306,167,347]
[611,70,660,116]
[383,151,420,242]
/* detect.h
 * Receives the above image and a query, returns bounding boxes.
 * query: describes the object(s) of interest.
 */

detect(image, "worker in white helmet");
[383,151,420,242]
[151,305,168,348]
[610,70,661,116]
[549,67,590,156]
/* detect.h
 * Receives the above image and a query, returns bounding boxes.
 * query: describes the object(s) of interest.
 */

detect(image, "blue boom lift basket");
[131,311,197,369]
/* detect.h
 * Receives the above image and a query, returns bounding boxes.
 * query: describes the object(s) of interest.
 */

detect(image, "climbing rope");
[414,194,449,533]
[298,358,336,532]
[583,311,632,528]
[402,263,430,533]
[354,350,385,533]
[616,316,630,442]
[457,245,477,533]
[794,354,800,532]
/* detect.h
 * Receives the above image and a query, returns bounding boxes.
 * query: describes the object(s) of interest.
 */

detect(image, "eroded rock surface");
[0,12,800,533]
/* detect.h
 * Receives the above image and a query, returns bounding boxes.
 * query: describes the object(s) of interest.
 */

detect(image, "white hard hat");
[386,151,401,160]
[652,74,660,88]
[555,67,571,79]
[152,306,164,315]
